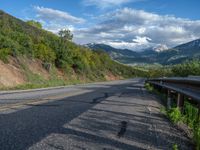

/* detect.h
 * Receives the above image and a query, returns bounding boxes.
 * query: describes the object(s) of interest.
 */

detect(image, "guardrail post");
[161,87,165,93]
[198,103,200,123]
[167,90,172,109]
[177,93,184,112]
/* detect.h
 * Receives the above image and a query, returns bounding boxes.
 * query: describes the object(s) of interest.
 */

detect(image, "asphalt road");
[0,78,193,150]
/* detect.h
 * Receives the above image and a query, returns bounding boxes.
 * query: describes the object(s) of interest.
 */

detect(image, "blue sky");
[1,0,200,51]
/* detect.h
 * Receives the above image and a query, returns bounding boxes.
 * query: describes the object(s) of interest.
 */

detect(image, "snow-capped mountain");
[86,38,200,65]
[153,44,168,52]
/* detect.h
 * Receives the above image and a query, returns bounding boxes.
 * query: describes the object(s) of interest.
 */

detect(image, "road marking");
[0,90,91,112]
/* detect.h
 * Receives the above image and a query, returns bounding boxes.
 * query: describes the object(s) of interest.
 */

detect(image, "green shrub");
[27,20,42,29]
[182,101,200,149]
[62,63,73,75]
[145,83,154,92]
[172,144,179,150]
[172,59,200,77]
[0,48,11,63]
[34,44,56,63]
[168,107,182,123]
[194,126,200,150]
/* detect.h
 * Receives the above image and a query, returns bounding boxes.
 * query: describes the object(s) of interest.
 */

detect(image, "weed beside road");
[145,83,200,150]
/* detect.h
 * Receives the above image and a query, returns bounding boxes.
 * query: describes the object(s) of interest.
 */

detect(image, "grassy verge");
[1,76,104,91]
[145,83,200,150]
[0,63,126,91]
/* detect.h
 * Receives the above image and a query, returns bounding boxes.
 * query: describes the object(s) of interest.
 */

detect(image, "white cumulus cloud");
[82,0,140,9]
[34,6,85,24]
[73,8,200,51]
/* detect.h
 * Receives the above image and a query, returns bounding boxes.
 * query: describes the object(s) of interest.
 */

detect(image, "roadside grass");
[168,107,182,123]
[167,102,200,150]
[144,83,154,92]
[0,63,124,91]
[0,64,85,91]
[145,83,200,150]
[172,144,179,150]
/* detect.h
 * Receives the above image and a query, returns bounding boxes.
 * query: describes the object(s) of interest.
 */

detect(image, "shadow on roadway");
[0,79,193,150]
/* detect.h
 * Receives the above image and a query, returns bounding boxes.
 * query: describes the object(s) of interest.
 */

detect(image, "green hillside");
[0,10,143,89]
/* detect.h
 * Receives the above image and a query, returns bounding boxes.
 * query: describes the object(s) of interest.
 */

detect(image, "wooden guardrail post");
[177,93,184,112]
[167,90,172,109]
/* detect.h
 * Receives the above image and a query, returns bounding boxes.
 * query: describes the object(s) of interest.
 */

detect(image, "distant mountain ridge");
[86,43,140,58]
[86,39,200,65]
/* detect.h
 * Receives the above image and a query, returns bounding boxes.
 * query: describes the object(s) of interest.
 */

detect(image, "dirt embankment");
[105,72,122,81]
[0,57,124,89]
[0,57,51,88]
[0,58,25,87]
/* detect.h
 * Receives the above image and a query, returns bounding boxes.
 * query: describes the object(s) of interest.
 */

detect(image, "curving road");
[0,78,193,150]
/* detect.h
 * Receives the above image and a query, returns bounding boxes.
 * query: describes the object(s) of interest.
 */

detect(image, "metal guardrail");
[147,77,200,86]
[146,77,200,114]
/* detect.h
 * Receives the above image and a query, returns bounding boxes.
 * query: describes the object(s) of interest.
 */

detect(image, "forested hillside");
[0,10,142,89]
[144,59,200,78]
